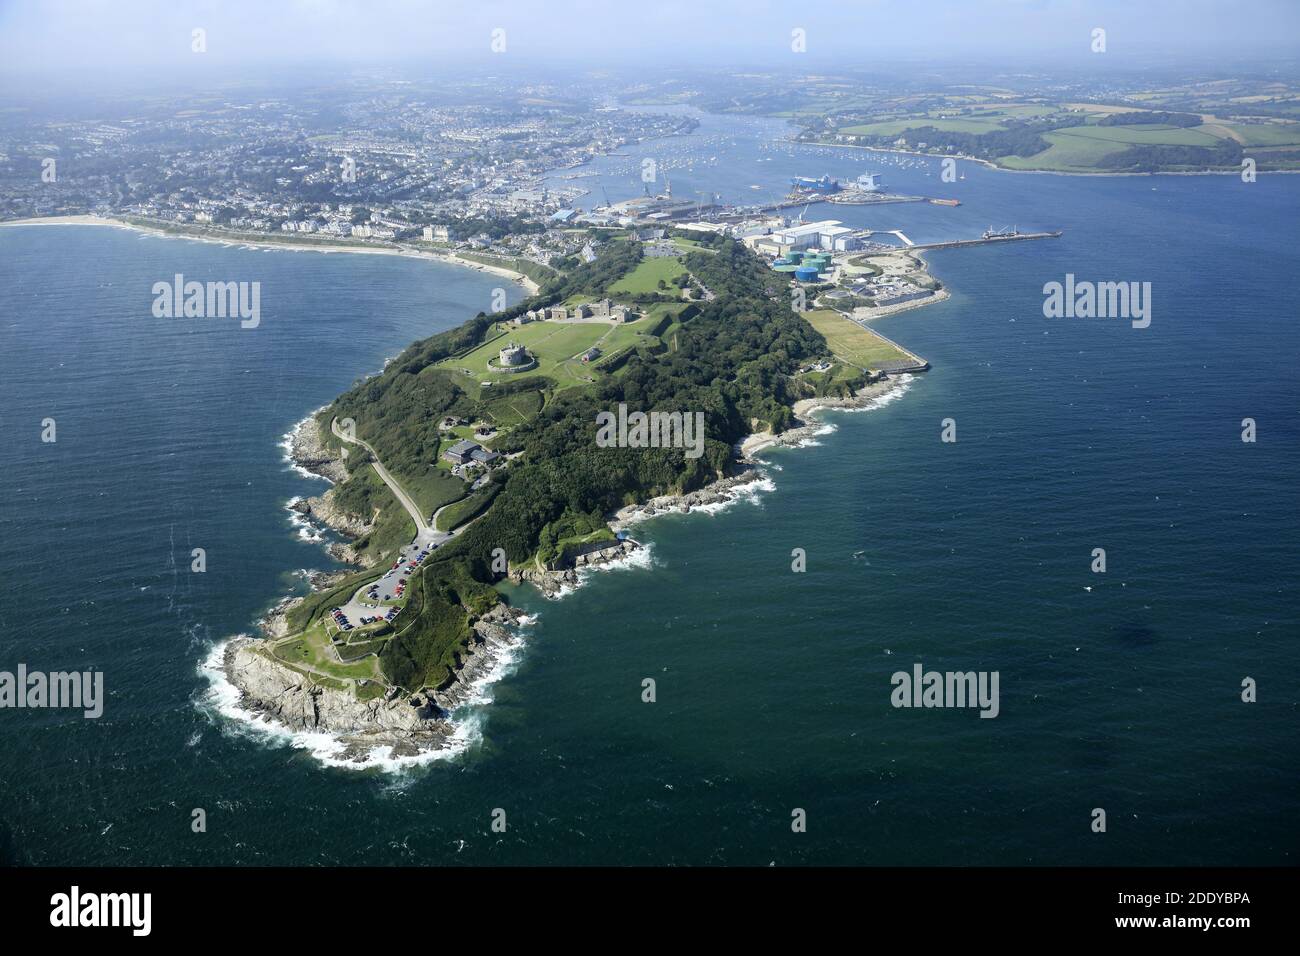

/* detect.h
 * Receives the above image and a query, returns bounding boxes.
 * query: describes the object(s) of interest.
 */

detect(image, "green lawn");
[435,317,663,389]
[671,236,713,252]
[801,309,910,370]
[608,255,688,294]
[269,624,383,683]
[437,320,612,388]
[479,388,544,428]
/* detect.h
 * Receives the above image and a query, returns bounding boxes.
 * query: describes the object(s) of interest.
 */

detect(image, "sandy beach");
[0,214,542,294]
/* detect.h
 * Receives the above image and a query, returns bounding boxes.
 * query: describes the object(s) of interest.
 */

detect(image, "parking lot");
[330,533,441,635]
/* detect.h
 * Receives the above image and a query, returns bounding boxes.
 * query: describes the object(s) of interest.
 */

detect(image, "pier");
[906,230,1062,251]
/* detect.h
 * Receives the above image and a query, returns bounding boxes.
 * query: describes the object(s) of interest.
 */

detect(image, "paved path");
[331,417,429,535]
[327,418,493,632]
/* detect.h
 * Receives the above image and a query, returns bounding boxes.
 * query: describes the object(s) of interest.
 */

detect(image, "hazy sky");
[1,0,1297,81]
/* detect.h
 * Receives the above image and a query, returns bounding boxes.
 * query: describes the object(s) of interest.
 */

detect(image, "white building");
[770,219,854,251]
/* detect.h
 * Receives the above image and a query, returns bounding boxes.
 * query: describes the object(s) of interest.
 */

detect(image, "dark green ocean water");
[1,128,1297,865]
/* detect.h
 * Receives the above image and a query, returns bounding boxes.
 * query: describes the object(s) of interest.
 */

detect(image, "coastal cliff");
[224,639,451,748]
[507,538,642,596]
[223,604,527,758]
[287,415,378,566]
[289,413,348,483]
[608,470,769,534]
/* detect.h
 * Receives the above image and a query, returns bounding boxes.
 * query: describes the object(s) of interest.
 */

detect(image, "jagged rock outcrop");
[223,604,529,759]
[225,639,444,731]
[289,415,348,483]
[506,539,640,597]
[609,472,764,531]
[295,489,373,537]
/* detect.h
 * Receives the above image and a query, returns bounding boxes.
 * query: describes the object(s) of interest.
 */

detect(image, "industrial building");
[768,219,862,252]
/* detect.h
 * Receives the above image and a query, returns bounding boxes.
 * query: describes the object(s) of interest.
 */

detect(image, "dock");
[907,230,1062,251]
[822,191,927,206]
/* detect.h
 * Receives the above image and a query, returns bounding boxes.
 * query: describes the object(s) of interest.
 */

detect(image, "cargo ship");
[790,174,840,193]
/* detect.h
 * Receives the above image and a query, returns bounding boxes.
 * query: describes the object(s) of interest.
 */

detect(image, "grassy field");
[402,468,471,523]
[435,485,500,532]
[965,104,1059,119]
[269,624,383,683]
[996,123,1229,172]
[1218,123,1300,146]
[608,255,688,294]
[435,317,662,389]
[801,309,910,370]
[671,236,713,252]
[840,116,1008,136]
[1052,124,1223,146]
[832,100,1300,171]
[479,388,544,427]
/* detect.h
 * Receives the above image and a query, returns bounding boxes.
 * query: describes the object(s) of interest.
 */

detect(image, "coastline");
[206,407,542,769]
[213,408,645,768]
[206,602,532,769]
[166,161,932,767]
[0,215,542,294]
[799,139,1300,177]
[211,359,916,768]
[739,374,912,459]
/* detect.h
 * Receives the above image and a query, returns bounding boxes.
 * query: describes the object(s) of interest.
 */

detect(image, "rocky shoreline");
[223,604,529,761]
[507,538,643,597]
[285,414,378,566]
[225,377,905,761]
[288,411,348,484]
[223,413,547,759]
[608,469,770,535]
[739,375,909,459]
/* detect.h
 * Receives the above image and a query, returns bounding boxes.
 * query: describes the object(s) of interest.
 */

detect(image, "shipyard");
[562,159,1059,340]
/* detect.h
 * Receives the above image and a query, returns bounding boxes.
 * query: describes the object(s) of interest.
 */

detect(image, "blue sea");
[1,122,1297,865]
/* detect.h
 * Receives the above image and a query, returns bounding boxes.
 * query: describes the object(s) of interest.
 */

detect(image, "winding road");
[331,416,430,536]
[324,416,493,641]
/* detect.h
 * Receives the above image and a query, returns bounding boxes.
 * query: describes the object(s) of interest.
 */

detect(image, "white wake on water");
[204,371,912,772]
[196,618,534,775]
